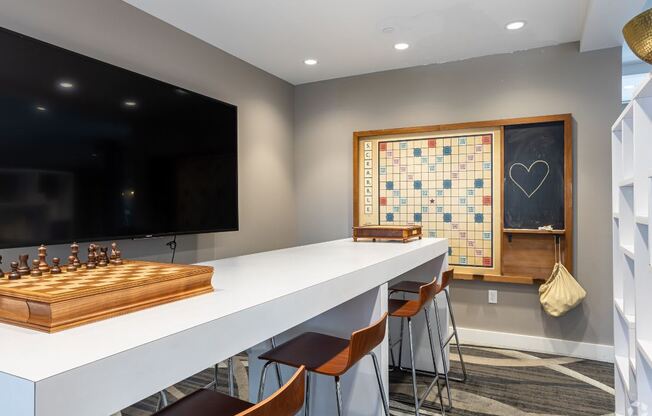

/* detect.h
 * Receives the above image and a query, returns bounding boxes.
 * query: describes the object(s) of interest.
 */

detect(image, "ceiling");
[123,0,644,85]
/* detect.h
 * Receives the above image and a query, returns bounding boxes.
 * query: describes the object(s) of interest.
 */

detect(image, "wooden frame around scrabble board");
[0,260,214,332]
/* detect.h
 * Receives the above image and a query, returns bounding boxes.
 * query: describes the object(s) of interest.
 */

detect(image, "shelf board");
[503,228,565,235]
[453,272,546,285]
[615,298,635,328]
[638,339,652,369]
[612,101,633,131]
[616,355,631,392]
[621,244,635,260]
[636,216,649,225]
[619,177,634,187]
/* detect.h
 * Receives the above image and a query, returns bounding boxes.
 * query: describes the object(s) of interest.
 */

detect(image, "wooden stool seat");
[155,389,252,416]
[389,280,423,294]
[259,332,351,377]
[388,298,421,318]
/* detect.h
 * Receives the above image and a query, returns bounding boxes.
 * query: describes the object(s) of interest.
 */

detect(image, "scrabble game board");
[358,129,501,274]
[0,260,214,332]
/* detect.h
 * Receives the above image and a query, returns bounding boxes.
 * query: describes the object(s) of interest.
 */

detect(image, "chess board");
[0,260,214,332]
[357,128,502,274]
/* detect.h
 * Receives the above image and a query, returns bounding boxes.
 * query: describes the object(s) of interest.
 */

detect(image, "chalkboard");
[504,122,565,229]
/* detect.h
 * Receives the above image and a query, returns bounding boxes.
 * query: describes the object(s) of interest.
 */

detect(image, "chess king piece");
[98,247,108,267]
[17,254,30,276]
[31,259,42,277]
[9,262,20,280]
[51,258,62,274]
[71,242,81,268]
[38,244,50,273]
[67,255,77,272]
[87,243,97,269]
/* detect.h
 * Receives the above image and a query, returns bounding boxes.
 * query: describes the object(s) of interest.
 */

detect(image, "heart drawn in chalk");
[508,160,550,198]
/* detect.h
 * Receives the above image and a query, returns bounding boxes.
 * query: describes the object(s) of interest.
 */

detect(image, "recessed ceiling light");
[505,21,526,30]
[59,81,74,89]
[124,100,137,107]
[394,43,410,50]
[304,58,318,66]
[36,105,47,111]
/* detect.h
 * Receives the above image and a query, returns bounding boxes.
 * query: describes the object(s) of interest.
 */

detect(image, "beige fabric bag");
[539,240,586,317]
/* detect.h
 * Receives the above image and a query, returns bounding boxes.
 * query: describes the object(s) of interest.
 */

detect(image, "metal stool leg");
[407,318,420,416]
[445,290,467,382]
[257,360,273,402]
[227,357,235,396]
[305,371,312,416]
[334,376,343,416]
[370,351,390,416]
[425,308,446,415]
[432,298,453,409]
[270,337,284,388]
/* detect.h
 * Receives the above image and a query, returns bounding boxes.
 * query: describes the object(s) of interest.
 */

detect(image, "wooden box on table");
[353,225,422,243]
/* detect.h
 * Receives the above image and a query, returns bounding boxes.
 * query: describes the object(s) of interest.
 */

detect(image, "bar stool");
[389,269,467,412]
[153,365,306,416]
[257,313,390,416]
[388,277,446,415]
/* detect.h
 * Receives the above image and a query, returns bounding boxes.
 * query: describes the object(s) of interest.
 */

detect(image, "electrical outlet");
[488,290,498,304]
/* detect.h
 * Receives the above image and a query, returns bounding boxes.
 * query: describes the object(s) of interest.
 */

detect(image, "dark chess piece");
[31,259,42,277]
[38,244,50,273]
[9,262,20,280]
[98,247,108,267]
[67,255,77,272]
[18,254,30,276]
[87,244,97,269]
[0,254,3,277]
[51,258,62,274]
[71,242,81,268]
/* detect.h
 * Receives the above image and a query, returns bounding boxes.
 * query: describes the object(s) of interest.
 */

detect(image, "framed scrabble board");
[0,260,214,332]
[354,114,573,285]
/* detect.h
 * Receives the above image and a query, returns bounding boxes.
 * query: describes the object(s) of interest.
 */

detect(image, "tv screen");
[0,27,238,249]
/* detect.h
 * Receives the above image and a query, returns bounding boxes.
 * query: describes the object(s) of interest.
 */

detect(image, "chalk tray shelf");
[503,228,566,235]
[453,272,546,285]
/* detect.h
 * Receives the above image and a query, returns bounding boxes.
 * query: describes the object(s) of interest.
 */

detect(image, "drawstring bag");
[539,238,586,317]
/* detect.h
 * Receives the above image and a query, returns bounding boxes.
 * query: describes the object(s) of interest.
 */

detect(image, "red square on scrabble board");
[428,139,436,148]
[482,135,492,144]
[379,197,387,206]
[379,143,387,151]
[483,257,492,267]
[483,196,492,205]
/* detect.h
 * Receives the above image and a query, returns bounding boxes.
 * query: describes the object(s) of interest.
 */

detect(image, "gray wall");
[294,43,621,345]
[0,0,297,264]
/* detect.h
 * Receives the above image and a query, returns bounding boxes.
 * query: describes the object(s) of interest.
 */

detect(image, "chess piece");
[98,247,108,267]
[67,255,77,272]
[0,254,3,277]
[71,242,81,268]
[51,258,62,274]
[38,244,50,273]
[110,242,118,265]
[87,244,97,269]
[31,259,42,277]
[115,248,123,265]
[18,254,30,276]
[9,262,20,280]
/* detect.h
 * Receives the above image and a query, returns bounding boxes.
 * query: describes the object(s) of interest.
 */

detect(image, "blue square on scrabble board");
[448,246,453,255]
[443,179,452,189]
[414,180,422,190]
[386,181,394,190]
[443,146,452,155]
[475,213,484,223]
[460,256,467,265]
[459,138,466,145]
[386,213,394,222]
[413,148,422,157]
[474,179,483,188]
[414,213,422,222]
[443,213,452,222]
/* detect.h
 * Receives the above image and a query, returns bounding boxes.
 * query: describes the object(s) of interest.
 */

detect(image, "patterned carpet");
[115,345,614,416]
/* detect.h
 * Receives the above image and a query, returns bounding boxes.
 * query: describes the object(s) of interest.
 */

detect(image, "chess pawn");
[18,254,30,276]
[87,244,97,269]
[51,258,62,274]
[9,262,20,280]
[71,242,81,268]
[38,244,50,273]
[110,242,118,265]
[98,247,108,267]
[115,249,123,265]
[31,259,42,277]
[67,255,77,272]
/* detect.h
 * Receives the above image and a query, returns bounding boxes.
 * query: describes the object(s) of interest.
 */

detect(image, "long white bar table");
[0,237,448,416]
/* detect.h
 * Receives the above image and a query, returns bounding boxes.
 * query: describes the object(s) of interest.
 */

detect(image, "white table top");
[0,237,446,383]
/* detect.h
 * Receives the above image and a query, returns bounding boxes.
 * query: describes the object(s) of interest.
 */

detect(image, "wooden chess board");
[0,260,214,332]
[353,225,423,243]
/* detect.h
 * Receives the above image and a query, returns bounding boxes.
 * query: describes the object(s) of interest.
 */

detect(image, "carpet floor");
[115,345,614,416]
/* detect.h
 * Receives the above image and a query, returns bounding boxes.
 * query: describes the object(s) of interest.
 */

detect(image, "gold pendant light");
[624,8,652,64]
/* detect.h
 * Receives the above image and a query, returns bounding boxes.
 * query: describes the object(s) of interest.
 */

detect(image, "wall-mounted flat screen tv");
[0,27,238,249]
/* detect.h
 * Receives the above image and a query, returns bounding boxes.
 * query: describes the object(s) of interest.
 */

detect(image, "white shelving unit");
[612,73,652,416]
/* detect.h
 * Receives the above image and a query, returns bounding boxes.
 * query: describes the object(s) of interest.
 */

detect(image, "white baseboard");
[457,327,614,363]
